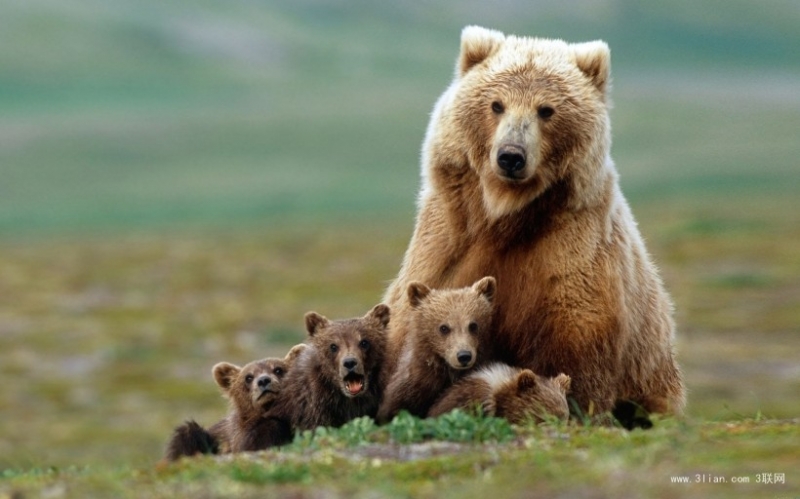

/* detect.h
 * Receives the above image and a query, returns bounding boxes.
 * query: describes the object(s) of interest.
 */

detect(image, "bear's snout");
[253,373,277,403]
[456,350,474,367]
[343,357,359,371]
[341,356,367,397]
[497,144,526,178]
[256,375,272,390]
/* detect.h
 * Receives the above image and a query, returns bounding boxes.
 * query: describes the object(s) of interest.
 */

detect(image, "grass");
[1,1,799,497]
[2,416,797,498]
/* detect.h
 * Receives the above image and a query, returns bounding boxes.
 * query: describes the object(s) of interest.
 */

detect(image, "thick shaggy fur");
[428,363,571,424]
[163,420,218,461]
[384,26,685,418]
[377,277,495,423]
[164,346,304,461]
[271,304,390,431]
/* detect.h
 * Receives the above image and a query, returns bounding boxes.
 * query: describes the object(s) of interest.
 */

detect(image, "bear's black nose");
[497,145,526,175]
[343,358,358,371]
[257,375,271,389]
[456,351,473,366]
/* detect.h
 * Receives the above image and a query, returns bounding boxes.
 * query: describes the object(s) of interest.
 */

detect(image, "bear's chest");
[448,231,554,299]
[444,226,611,366]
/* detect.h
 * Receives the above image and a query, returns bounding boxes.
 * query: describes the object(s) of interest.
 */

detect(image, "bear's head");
[304,304,390,399]
[407,276,496,371]
[212,344,306,417]
[435,26,612,219]
[495,370,572,423]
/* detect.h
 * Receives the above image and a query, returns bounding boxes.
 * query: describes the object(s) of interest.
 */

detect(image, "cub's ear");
[571,40,610,97]
[366,303,391,329]
[284,343,308,366]
[459,25,505,76]
[407,282,431,308]
[554,373,572,394]
[472,276,496,303]
[212,362,241,391]
[517,370,538,391]
[304,312,330,337]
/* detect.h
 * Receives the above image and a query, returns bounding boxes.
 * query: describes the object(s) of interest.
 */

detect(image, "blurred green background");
[1,0,798,470]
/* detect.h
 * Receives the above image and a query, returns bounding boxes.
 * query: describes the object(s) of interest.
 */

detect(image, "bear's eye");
[468,322,479,334]
[491,101,505,114]
[439,324,451,335]
[244,374,254,384]
[273,367,284,376]
[537,106,555,119]
[330,344,339,353]
[359,339,370,350]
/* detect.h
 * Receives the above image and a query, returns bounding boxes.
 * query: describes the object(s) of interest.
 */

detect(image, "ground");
[2,416,798,498]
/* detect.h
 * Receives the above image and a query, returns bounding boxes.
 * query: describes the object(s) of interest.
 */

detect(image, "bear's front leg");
[525,315,623,419]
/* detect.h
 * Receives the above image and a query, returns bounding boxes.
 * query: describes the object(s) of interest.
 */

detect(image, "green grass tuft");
[290,411,515,452]
[228,461,311,485]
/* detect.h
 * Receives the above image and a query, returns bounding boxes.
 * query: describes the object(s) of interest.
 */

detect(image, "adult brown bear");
[383,26,685,423]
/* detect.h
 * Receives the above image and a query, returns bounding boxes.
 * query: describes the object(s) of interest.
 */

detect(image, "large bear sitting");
[383,26,685,420]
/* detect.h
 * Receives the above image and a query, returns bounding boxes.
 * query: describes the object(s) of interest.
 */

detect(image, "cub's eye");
[359,339,370,350]
[330,344,339,353]
[273,367,284,376]
[439,324,451,335]
[491,101,505,114]
[468,322,479,334]
[537,106,555,119]
[244,374,254,384]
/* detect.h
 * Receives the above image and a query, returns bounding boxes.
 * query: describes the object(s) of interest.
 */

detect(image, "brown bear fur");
[163,344,305,461]
[428,363,571,424]
[383,26,684,420]
[377,276,495,423]
[270,304,390,432]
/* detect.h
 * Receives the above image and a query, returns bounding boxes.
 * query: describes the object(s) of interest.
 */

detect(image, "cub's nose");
[343,357,358,371]
[456,350,473,367]
[257,375,271,389]
[497,145,526,175]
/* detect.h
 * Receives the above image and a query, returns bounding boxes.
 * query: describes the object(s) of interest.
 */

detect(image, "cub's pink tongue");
[346,379,364,395]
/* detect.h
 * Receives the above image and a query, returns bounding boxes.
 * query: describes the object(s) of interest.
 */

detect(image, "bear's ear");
[554,373,572,394]
[366,303,391,329]
[212,362,241,391]
[472,276,496,303]
[304,312,330,337]
[571,40,610,96]
[284,343,307,366]
[407,282,431,308]
[458,25,505,76]
[517,370,538,391]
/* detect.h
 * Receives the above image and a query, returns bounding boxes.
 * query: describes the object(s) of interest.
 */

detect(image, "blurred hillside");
[1,0,798,234]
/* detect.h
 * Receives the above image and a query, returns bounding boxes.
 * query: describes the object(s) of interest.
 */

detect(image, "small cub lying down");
[428,362,571,424]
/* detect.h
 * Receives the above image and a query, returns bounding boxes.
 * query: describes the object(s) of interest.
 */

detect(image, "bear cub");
[270,304,390,432]
[428,363,571,424]
[164,345,304,461]
[377,276,495,423]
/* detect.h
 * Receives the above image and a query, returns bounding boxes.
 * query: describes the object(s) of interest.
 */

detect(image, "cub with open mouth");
[271,303,390,432]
